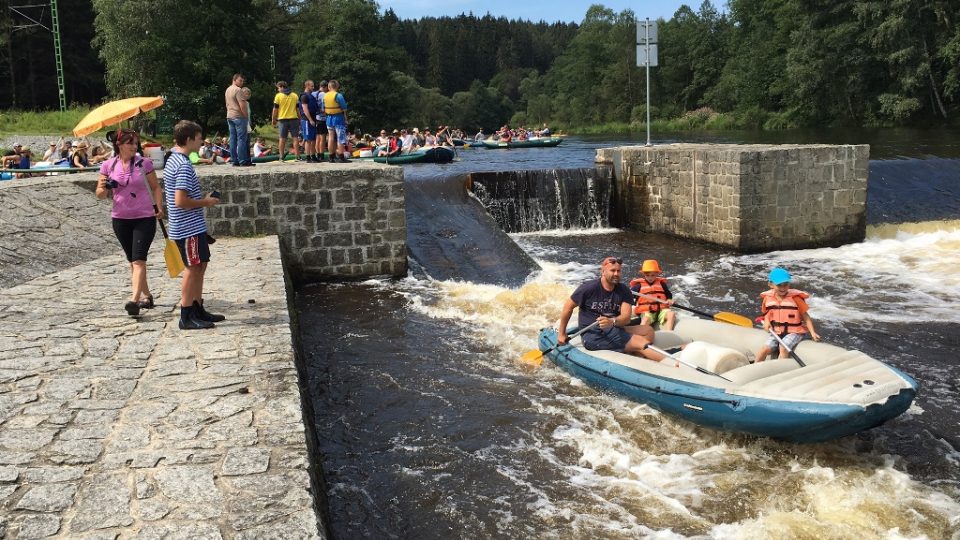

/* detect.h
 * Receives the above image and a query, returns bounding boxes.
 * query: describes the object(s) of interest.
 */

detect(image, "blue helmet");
[769,267,791,285]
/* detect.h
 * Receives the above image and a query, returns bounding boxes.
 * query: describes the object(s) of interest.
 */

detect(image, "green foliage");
[8,0,960,135]
[91,0,270,131]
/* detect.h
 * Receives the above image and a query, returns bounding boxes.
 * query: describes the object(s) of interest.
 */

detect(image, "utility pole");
[8,0,67,111]
[51,0,65,111]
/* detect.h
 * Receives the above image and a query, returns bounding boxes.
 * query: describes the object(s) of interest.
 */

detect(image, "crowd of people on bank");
[1,138,114,178]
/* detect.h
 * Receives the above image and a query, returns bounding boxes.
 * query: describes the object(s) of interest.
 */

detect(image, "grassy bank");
[0,108,95,136]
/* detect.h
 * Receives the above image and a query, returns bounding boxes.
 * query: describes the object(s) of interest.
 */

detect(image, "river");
[295,129,960,539]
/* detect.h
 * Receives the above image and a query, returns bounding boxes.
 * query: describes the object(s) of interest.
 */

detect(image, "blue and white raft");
[536,317,918,442]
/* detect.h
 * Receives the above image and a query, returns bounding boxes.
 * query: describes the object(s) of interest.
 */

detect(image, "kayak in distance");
[536,317,917,443]
[479,137,564,149]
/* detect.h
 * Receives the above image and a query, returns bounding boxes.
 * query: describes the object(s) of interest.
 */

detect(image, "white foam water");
[375,221,960,538]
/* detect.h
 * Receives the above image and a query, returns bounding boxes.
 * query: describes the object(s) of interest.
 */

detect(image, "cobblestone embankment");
[0,236,322,539]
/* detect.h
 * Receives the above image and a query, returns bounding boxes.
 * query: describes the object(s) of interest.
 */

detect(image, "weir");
[404,173,540,287]
[467,168,614,232]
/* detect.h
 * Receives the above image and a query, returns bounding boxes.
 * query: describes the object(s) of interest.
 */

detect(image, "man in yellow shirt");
[271,81,301,161]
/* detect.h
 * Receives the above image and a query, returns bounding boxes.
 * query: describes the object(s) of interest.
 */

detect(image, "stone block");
[271,191,294,205]
[235,220,255,236]
[344,206,366,220]
[607,143,866,250]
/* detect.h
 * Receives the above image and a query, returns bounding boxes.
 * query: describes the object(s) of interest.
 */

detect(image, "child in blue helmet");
[754,267,821,363]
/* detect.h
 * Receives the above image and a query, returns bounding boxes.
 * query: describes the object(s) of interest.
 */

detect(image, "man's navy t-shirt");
[570,278,633,329]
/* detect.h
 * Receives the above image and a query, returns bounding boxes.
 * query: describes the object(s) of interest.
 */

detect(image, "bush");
[763,111,796,130]
[734,106,769,129]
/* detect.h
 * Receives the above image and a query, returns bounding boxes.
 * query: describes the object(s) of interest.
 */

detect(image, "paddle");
[633,291,754,328]
[645,343,732,382]
[767,329,807,367]
[520,320,601,367]
[157,217,185,278]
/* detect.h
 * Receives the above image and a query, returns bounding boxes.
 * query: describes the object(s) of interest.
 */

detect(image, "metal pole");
[51,0,65,111]
[645,18,651,147]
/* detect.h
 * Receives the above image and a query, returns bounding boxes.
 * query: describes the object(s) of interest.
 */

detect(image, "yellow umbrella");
[72,96,165,137]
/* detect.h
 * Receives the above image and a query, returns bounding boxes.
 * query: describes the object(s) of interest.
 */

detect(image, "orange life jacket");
[630,277,668,314]
[760,289,809,335]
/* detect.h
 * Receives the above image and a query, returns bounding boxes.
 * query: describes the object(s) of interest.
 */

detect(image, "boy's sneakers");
[179,305,214,330]
[328,155,336,163]
[194,300,225,323]
[338,154,350,163]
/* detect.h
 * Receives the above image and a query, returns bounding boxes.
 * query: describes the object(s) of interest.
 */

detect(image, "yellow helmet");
[641,259,661,273]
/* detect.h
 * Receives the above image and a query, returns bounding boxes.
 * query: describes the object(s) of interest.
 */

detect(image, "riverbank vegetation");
[3,1,960,134]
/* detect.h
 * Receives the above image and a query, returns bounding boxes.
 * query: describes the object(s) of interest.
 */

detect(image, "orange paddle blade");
[714,312,754,327]
[520,349,546,367]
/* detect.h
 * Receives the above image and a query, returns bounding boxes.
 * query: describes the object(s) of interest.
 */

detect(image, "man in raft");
[557,256,666,361]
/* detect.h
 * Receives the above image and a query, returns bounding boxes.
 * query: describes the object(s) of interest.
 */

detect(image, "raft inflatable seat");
[679,341,751,374]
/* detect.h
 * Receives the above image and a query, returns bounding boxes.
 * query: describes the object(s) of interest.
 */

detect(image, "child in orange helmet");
[754,267,821,362]
[629,259,676,330]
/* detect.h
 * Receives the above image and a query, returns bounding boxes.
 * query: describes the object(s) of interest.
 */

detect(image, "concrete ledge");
[0,236,323,538]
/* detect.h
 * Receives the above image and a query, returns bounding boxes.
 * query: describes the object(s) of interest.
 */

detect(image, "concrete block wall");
[597,143,868,251]
[168,163,407,281]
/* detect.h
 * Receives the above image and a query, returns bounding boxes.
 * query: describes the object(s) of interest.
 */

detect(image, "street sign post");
[636,19,658,146]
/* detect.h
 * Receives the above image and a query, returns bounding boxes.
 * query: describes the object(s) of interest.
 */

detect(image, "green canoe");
[478,137,563,149]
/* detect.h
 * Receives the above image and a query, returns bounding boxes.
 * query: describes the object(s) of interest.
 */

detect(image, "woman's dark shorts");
[112,217,156,262]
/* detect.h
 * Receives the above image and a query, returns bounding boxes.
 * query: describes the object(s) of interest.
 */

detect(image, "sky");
[377,0,699,24]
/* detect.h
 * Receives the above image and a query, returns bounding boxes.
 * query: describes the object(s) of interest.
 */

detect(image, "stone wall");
[597,143,868,251]
[0,162,407,286]
[165,162,407,282]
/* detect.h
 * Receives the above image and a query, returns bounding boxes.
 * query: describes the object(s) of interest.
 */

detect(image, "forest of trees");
[3,0,960,133]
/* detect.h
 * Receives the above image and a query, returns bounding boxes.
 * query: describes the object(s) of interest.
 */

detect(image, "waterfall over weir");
[468,167,614,233]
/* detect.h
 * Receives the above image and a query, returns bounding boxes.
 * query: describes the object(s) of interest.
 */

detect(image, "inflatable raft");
[536,317,917,442]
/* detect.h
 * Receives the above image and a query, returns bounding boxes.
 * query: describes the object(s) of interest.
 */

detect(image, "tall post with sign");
[636,18,658,146]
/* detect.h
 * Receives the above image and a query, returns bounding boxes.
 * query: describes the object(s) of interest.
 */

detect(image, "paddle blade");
[164,239,185,278]
[714,312,755,328]
[519,349,546,367]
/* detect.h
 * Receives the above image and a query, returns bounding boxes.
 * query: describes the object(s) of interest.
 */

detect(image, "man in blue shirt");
[557,256,664,360]
[165,120,225,330]
[300,79,320,162]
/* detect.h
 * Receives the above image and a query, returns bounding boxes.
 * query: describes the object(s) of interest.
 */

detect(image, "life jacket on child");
[630,277,668,315]
[760,289,809,335]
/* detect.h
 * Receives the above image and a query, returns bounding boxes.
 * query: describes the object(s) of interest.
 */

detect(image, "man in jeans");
[225,73,253,167]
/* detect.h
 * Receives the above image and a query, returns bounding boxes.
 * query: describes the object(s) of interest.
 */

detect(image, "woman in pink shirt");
[95,129,165,317]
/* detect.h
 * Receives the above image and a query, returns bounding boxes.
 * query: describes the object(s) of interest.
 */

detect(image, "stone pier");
[597,143,869,251]
[0,160,411,538]
[0,237,321,539]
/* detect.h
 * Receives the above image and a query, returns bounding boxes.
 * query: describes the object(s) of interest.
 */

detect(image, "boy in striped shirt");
[165,120,225,329]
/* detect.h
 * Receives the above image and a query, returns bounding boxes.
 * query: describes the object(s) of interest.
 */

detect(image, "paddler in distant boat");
[557,257,666,361]
[754,267,821,362]
[629,259,677,330]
